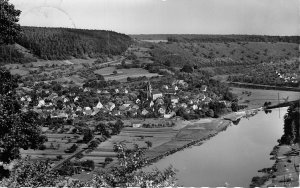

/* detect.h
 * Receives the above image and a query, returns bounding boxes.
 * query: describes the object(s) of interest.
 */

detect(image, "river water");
[147,108,287,187]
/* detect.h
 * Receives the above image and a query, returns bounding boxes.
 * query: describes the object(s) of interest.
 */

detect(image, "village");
[18,77,230,127]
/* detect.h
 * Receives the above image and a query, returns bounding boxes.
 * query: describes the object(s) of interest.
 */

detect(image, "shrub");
[38,144,46,150]
[65,144,78,153]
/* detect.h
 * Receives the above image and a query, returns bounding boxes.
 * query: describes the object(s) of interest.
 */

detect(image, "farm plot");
[80,127,178,168]
[20,133,87,161]
[104,68,160,81]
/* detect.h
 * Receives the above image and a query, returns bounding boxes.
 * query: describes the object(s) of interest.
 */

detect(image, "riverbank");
[251,143,300,187]
[144,108,261,164]
[144,118,231,164]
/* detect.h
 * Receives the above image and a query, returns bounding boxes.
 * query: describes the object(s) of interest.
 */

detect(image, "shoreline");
[250,143,300,187]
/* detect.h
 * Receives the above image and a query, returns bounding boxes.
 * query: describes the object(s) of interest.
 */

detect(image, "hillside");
[137,36,299,88]
[0,26,132,64]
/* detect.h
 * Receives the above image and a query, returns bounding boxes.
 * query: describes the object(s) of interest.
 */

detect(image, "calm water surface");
[147,108,286,187]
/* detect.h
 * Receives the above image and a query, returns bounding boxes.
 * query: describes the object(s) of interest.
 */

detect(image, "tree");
[180,64,194,73]
[0,156,62,187]
[0,0,22,45]
[111,119,124,135]
[231,102,238,112]
[0,69,47,169]
[145,140,152,148]
[83,129,94,143]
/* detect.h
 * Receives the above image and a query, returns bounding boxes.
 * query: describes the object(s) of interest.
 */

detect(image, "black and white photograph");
[0,0,299,187]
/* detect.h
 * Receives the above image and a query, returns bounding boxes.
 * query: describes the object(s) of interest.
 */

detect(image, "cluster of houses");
[275,71,298,83]
[18,79,215,124]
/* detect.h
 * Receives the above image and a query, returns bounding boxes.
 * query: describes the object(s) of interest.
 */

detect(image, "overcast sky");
[10,0,300,35]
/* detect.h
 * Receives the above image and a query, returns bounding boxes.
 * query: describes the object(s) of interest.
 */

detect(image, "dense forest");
[0,26,132,63]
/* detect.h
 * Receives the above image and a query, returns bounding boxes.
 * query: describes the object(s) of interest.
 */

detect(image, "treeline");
[167,35,300,44]
[279,102,299,145]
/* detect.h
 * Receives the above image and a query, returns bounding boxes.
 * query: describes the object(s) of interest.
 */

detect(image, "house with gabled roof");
[106,102,115,111]
[95,101,103,109]
[152,90,163,100]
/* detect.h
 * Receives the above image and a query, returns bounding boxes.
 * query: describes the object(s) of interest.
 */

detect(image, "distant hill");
[132,34,300,44]
[0,26,132,64]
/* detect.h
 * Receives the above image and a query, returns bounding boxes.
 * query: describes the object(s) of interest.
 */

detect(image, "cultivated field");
[101,68,160,82]
[230,87,300,108]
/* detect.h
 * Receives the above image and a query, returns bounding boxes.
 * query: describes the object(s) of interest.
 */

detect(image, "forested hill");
[18,27,132,59]
[0,26,132,63]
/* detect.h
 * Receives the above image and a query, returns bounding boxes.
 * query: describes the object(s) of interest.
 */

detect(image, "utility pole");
[278,92,280,118]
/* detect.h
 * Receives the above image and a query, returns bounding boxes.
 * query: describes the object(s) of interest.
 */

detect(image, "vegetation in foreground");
[1,143,177,187]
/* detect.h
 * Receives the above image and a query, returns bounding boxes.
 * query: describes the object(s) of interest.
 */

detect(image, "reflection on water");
[264,109,272,114]
[232,118,241,125]
[147,108,287,187]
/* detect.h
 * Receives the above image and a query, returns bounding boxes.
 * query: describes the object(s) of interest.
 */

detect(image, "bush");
[83,129,94,143]
[38,144,46,150]
[65,144,78,153]
[88,140,100,149]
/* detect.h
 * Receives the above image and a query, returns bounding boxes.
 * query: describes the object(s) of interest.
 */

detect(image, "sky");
[10,0,300,35]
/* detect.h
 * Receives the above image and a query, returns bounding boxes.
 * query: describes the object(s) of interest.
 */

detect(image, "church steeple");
[146,80,152,99]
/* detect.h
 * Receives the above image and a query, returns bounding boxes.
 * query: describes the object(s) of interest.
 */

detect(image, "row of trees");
[279,102,299,145]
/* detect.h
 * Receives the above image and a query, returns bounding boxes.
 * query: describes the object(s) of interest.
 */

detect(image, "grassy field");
[230,87,300,108]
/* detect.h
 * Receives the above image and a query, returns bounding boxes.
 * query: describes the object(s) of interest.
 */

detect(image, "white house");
[136,98,141,104]
[164,111,175,119]
[106,102,116,111]
[84,106,91,111]
[152,91,163,100]
[171,96,179,104]
[142,109,149,115]
[63,98,69,103]
[132,123,142,128]
[37,100,45,108]
[95,101,103,109]
[74,96,79,102]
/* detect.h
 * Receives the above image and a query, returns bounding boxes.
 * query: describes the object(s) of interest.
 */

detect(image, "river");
[146,108,287,187]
